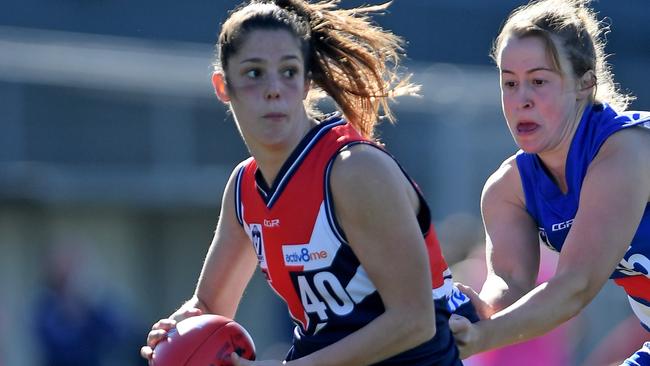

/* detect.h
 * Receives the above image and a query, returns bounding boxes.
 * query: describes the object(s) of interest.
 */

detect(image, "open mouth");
[516,121,539,134]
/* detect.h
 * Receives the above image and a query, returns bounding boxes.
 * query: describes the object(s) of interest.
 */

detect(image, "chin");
[520,146,544,155]
[515,140,542,154]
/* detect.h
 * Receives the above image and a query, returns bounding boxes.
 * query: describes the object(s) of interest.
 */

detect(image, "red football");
[151,314,256,366]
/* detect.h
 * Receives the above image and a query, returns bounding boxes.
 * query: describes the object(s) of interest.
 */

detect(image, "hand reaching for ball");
[140,307,203,361]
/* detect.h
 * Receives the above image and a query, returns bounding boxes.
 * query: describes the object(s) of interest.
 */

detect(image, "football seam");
[183,320,233,366]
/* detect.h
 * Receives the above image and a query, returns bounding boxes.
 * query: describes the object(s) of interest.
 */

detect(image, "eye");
[503,80,517,89]
[282,67,298,78]
[532,79,546,86]
[244,68,261,79]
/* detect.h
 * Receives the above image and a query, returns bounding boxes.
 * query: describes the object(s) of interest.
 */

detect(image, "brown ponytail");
[216,0,418,140]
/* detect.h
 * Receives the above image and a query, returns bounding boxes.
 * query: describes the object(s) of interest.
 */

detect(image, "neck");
[249,115,317,187]
[537,101,589,193]
[253,151,289,187]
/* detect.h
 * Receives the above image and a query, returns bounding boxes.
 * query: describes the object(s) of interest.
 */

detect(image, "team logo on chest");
[250,224,264,259]
[283,243,331,269]
[247,223,269,277]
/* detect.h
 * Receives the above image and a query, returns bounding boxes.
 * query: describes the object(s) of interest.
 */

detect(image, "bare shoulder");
[481,154,525,209]
[599,125,650,163]
[328,143,417,221]
[217,161,251,234]
[599,125,650,160]
[595,126,650,199]
[329,143,406,196]
[330,143,399,178]
[222,161,246,205]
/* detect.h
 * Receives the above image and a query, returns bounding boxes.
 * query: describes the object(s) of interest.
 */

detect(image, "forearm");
[477,276,588,352]
[288,308,434,366]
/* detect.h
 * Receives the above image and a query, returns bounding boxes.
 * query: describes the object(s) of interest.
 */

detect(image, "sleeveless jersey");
[516,103,650,329]
[234,114,472,365]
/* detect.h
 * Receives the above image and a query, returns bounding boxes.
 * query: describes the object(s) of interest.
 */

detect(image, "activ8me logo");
[283,244,328,265]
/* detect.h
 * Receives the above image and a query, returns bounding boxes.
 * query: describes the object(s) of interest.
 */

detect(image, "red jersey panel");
[234,115,456,338]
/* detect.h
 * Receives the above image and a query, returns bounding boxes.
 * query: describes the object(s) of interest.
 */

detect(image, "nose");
[265,76,281,100]
[517,85,533,109]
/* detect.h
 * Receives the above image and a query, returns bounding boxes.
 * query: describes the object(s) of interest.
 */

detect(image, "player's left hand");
[449,314,484,359]
[231,352,285,366]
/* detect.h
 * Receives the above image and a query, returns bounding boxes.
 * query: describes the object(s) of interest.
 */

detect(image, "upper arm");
[480,157,540,308]
[194,166,258,318]
[329,145,434,315]
[555,128,650,299]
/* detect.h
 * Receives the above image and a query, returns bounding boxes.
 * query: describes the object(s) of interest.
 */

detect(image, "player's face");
[220,29,310,152]
[498,35,582,155]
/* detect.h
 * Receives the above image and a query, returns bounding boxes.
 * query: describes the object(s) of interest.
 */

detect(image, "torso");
[516,103,650,325]
[234,114,471,364]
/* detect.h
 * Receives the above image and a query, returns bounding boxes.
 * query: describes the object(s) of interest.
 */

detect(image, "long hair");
[216,0,419,140]
[491,0,633,111]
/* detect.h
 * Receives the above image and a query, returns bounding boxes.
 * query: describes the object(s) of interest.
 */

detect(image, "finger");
[184,307,203,317]
[171,307,203,323]
[152,318,177,330]
[449,314,471,333]
[454,282,479,297]
[231,352,246,366]
[140,346,153,360]
[147,328,170,348]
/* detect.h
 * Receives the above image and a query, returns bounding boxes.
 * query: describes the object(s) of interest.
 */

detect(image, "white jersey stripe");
[628,295,650,329]
[345,266,377,304]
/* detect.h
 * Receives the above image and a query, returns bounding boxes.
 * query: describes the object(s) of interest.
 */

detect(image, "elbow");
[549,274,594,320]
[398,305,437,348]
[412,316,437,346]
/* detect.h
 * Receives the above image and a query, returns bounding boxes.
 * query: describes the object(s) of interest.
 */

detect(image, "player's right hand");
[140,307,203,361]
[454,282,494,319]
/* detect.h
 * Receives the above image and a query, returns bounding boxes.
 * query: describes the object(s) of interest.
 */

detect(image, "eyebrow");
[501,67,556,74]
[240,55,301,64]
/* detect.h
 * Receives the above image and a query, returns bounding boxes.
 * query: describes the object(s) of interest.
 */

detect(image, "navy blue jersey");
[516,103,650,328]
[234,114,475,365]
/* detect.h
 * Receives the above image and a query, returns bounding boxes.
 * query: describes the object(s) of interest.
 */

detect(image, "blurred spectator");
[31,242,138,366]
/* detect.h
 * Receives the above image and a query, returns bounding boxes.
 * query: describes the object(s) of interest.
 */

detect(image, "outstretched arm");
[478,158,541,317]
[453,129,650,357]
[141,166,258,360]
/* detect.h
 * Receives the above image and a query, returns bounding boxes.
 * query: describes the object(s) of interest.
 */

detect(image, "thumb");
[185,307,203,316]
[449,314,471,333]
[231,352,248,366]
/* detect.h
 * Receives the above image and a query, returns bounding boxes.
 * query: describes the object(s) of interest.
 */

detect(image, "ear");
[577,70,596,99]
[212,73,230,103]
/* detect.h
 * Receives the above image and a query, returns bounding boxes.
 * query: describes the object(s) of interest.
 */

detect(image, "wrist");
[473,320,495,354]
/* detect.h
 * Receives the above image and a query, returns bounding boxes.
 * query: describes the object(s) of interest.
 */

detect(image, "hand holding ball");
[151,314,256,366]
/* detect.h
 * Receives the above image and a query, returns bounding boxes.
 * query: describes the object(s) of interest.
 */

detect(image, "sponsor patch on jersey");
[264,218,280,227]
[283,244,330,268]
[281,203,342,270]
[551,219,574,231]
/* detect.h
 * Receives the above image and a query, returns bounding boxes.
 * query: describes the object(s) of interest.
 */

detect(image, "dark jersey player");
[141,1,476,365]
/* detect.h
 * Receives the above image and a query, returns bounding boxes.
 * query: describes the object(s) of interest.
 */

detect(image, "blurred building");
[1,1,648,365]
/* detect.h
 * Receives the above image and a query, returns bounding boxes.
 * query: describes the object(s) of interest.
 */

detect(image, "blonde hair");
[491,0,634,111]
[216,0,419,140]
